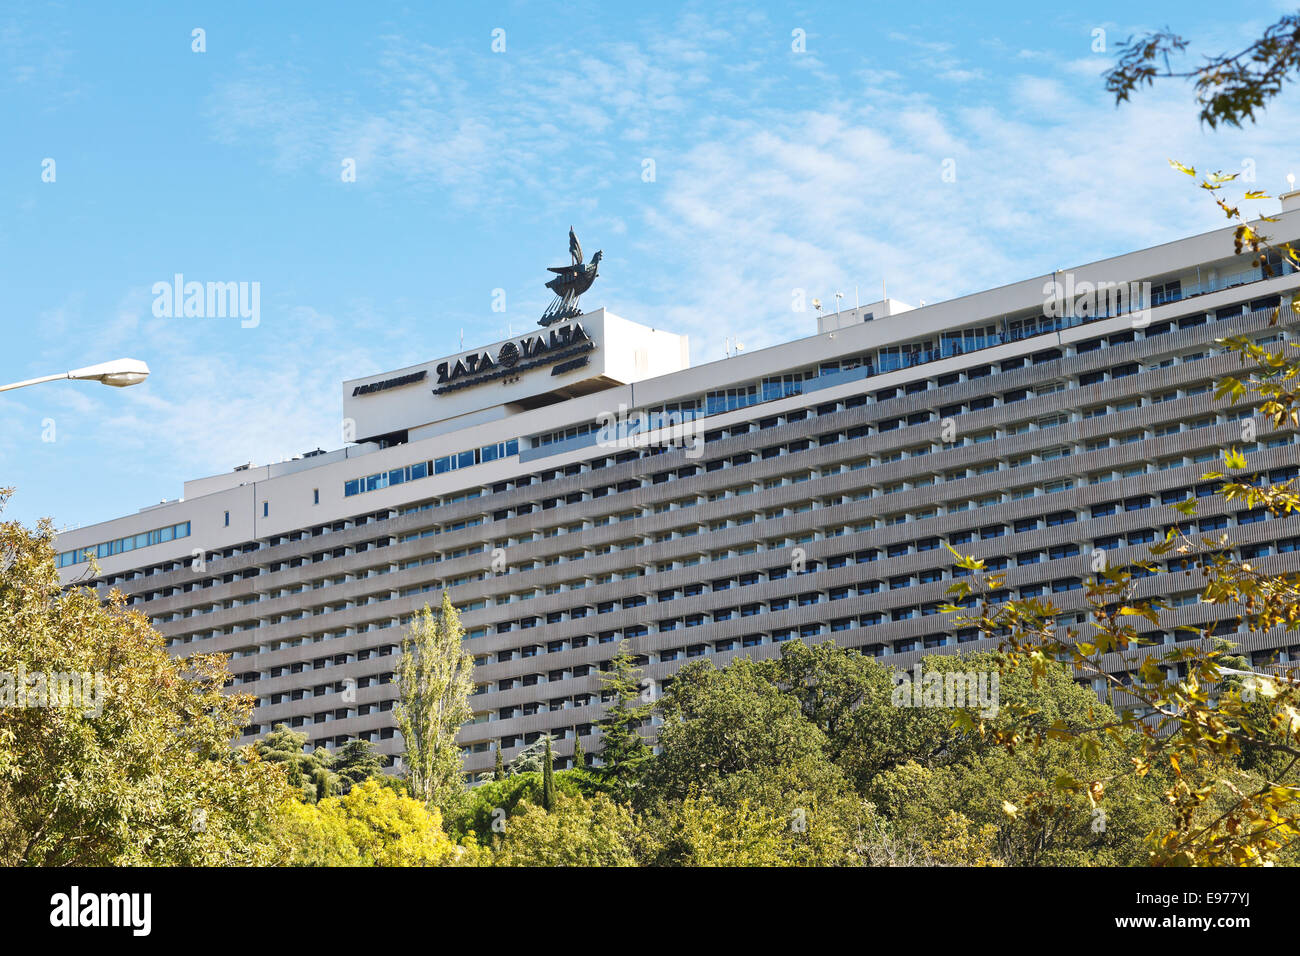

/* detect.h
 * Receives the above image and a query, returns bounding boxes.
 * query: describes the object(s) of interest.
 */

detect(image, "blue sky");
[3,0,1297,531]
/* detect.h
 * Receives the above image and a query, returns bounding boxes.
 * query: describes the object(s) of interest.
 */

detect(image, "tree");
[542,736,557,812]
[488,792,637,867]
[448,766,605,845]
[255,724,341,803]
[768,639,982,793]
[507,734,552,775]
[639,655,878,865]
[281,779,459,866]
[917,30,1300,866]
[642,790,874,867]
[0,494,289,865]
[644,656,847,809]
[645,795,788,866]
[571,733,586,770]
[277,798,361,867]
[494,743,506,780]
[394,592,474,817]
[862,654,1168,866]
[945,345,1300,864]
[1105,14,1300,128]
[593,642,653,800]
[333,738,386,793]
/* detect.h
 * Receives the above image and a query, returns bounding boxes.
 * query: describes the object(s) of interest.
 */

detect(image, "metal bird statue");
[539,226,601,326]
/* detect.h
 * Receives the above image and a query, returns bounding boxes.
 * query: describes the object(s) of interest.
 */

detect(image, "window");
[313,489,320,505]
[56,520,192,568]
[262,502,269,517]
[224,511,230,527]
[1152,280,1182,306]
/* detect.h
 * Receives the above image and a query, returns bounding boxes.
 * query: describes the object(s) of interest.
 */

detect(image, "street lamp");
[0,358,150,393]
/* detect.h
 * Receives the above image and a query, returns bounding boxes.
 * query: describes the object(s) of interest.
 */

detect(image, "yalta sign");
[433,320,594,394]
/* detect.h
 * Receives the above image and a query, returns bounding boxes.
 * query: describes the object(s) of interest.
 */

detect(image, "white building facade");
[55,205,1300,777]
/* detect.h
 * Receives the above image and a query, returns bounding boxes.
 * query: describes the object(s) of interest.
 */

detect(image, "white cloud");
[16,7,1297,529]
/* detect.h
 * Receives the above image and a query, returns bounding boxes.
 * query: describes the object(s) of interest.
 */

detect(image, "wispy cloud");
[7,4,1297,530]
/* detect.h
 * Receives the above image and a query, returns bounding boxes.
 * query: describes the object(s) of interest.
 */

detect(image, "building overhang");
[341,309,690,444]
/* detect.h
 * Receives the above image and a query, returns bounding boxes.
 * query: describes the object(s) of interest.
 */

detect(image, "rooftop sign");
[432,321,594,394]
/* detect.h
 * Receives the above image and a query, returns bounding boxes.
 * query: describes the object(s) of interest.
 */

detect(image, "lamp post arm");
[0,372,72,393]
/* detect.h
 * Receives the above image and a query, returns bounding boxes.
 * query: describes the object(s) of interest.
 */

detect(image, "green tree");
[946,357,1300,865]
[333,738,386,793]
[394,591,474,817]
[644,656,847,808]
[593,642,652,801]
[494,743,506,780]
[507,734,552,774]
[0,496,289,865]
[255,724,341,803]
[863,654,1167,866]
[929,35,1300,866]
[646,795,787,866]
[768,639,982,793]
[639,654,876,865]
[640,792,880,867]
[571,733,585,770]
[449,768,604,844]
[489,792,637,867]
[542,736,557,812]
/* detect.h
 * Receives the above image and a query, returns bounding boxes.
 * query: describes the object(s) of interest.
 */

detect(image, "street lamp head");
[67,358,150,388]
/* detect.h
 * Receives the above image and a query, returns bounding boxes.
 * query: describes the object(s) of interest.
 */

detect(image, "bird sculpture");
[539,226,602,326]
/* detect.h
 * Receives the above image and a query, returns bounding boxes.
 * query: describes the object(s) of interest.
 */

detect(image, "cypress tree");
[571,731,586,770]
[542,736,557,812]
[494,742,506,780]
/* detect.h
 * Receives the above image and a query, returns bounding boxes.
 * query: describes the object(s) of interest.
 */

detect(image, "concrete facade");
[54,211,1300,777]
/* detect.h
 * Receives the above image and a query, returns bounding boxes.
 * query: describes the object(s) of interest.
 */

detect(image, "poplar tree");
[394,591,475,816]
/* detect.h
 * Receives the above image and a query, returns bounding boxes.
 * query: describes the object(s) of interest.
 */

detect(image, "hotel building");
[55,201,1300,777]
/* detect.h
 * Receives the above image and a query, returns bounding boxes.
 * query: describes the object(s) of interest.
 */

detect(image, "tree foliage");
[944,333,1300,863]
[487,792,638,867]
[334,738,386,793]
[1105,14,1300,128]
[592,642,653,801]
[0,494,288,865]
[254,724,341,803]
[281,779,458,866]
[541,736,557,812]
[394,591,474,817]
